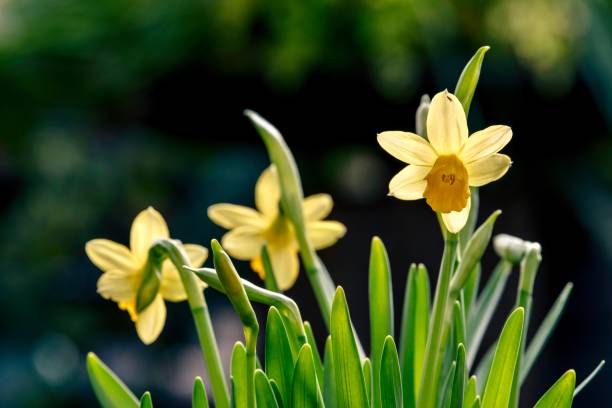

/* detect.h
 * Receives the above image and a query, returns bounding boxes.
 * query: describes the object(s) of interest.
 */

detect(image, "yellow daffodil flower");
[377,90,512,233]
[85,207,207,344]
[208,165,346,290]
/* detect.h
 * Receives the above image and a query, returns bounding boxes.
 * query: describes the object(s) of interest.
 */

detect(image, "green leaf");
[86,352,139,408]
[266,306,295,406]
[474,345,494,396]
[192,377,209,408]
[230,342,247,408]
[304,321,324,383]
[481,307,525,408]
[369,236,394,407]
[441,362,458,408]
[254,370,280,408]
[292,344,324,407]
[450,344,467,408]
[454,46,490,114]
[261,244,280,292]
[468,260,513,368]
[363,358,372,405]
[323,336,337,408]
[463,376,478,408]
[521,283,573,383]
[331,287,369,407]
[139,392,153,408]
[453,302,467,354]
[462,263,480,322]
[380,336,402,408]
[472,396,481,408]
[533,370,576,408]
[574,360,605,396]
[400,263,430,408]
[270,380,285,408]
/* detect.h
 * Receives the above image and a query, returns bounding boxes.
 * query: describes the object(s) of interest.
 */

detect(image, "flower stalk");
[151,239,230,408]
[418,231,458,407]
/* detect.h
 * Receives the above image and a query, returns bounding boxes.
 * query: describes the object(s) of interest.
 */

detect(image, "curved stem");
[156,240,230,408]
[418,233,458,408]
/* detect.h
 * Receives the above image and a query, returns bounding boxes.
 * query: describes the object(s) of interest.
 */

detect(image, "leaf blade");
[86,352,139,408]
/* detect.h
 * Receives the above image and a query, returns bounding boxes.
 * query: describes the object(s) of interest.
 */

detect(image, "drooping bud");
[493,234,528,264]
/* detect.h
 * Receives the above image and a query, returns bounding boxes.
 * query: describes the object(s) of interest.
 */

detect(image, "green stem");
[159,240,230,408]
[295,230,334,327]
[418,233,458,408]
[245,327,258,408]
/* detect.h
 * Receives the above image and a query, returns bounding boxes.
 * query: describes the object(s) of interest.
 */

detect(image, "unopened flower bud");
[416,94,430,139]
[493,234,527,264]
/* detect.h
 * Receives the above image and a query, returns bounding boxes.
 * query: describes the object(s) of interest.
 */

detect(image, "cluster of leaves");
[86,48,603,407]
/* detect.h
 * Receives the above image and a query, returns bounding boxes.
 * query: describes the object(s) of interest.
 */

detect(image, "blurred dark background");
[0,0,611,406]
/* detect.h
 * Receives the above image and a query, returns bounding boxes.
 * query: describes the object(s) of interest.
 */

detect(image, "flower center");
[423,154,470,213]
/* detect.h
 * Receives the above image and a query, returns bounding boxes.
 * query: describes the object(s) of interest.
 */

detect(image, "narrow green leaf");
[323,336,337,408]
[450,344,467,408]
[254,370,280,408]
[400,263,430,408]
[574,360,605,396]
[363,358,372,405]
[453,302,467,353]
[230,342,247,408]
[86,352,139,408]
[270,380,284,408]
[468,260,513,368]
[304,321,324,383]
[474,345,494,396]
[139,392,153,408]
[265,306,295,406]
[462,263,480,321]
[192,377,209,408]
[463,376,478,408]
[533,370,576,408]
[521,283,573,383]
[380,336,403,408]
[331,287,369,407]
[369,236,394,407]
[292,344,324,407]
[441,362,458,408]
[454,46,490,114]
[481,308,525,408]
[262,244,280,292]
[472,396,481,408]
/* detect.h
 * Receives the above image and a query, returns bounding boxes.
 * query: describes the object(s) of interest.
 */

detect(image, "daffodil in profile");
[208,165,346,291]
[378,90,512,233]
[85,207,208,344]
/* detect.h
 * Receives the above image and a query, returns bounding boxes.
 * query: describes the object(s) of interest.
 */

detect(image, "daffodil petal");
[221,225,265,260]
[466,154,512,187]
[460,125,512,163]
[207,204,267,229]
[86,239,138,272]
[184,244,208,268]
[307,220,346,250]
[135,295,166,345]
[377,131,437,166]
[130,207,170,263]
[268,246,299,291]
[389,165,430,200]
[97,269,137,302]
[303,193,334,221]
[441,197,471,233]
[427,91,468,155]
[160,261,187,302]
[255,165,281,218]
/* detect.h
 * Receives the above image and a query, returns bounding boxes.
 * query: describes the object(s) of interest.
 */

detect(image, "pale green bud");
[493,234,528,264]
